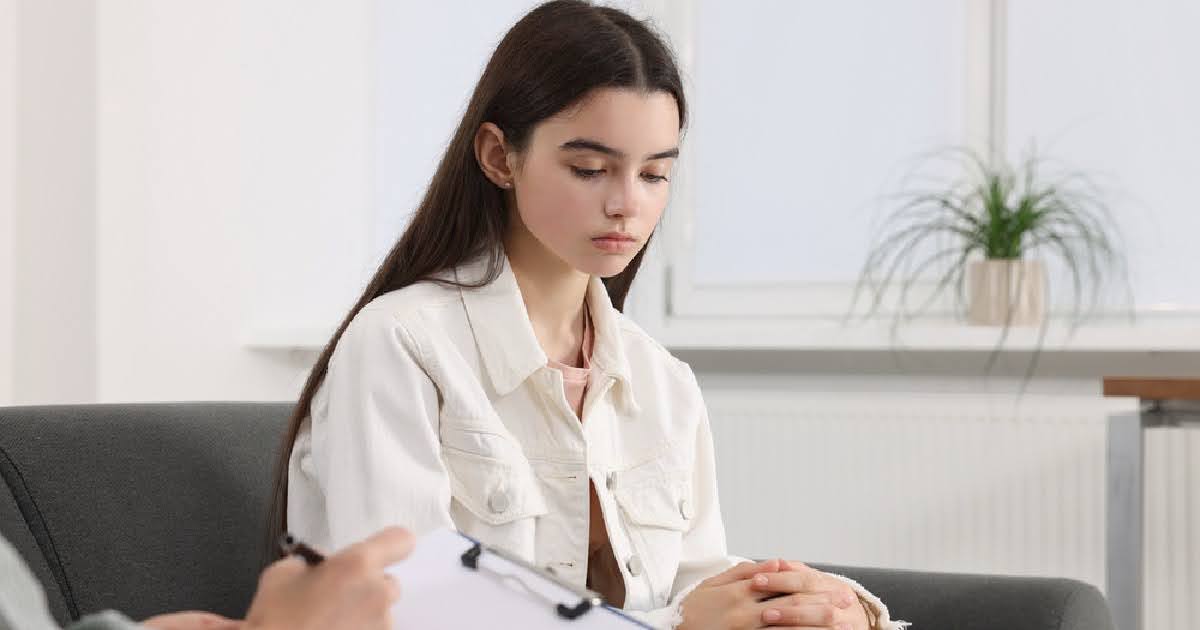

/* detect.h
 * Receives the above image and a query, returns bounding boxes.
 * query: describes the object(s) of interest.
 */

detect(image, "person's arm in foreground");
[1,527,414,630]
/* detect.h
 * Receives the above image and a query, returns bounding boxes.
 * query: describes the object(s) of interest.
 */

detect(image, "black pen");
[278,532,326,566]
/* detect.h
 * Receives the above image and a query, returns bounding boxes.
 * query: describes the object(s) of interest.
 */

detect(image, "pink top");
[545,300,626,606]
[546,302,594,418]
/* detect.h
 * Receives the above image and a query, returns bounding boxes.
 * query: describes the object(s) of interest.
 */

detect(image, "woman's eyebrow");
[559,138,679,161]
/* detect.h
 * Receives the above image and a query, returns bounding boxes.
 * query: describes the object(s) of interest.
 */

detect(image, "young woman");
[270,2,905,629]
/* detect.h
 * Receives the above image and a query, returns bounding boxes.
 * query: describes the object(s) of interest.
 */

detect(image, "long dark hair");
[265,0,687,558]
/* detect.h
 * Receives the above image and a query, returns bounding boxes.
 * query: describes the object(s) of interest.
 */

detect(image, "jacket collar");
[456,252,638,415]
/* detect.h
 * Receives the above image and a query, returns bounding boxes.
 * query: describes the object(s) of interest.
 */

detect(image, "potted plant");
[850,147,1128,331]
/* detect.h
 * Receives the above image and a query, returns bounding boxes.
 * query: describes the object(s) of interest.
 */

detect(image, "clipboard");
[386,528,655,629]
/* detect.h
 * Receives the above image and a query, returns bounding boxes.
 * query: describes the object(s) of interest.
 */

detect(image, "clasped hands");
[679,558,872,630]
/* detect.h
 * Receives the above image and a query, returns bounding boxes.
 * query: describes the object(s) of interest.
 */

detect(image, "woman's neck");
[504,225,590,366]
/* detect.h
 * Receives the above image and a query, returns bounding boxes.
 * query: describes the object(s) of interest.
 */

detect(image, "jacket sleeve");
[307,307,454,551]
[627,367,908,630]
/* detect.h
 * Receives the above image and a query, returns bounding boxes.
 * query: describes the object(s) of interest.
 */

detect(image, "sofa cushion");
[812,563,1115,630]
[0,403,290,622]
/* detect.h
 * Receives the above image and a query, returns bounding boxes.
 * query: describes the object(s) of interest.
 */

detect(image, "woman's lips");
[591,236,637,253]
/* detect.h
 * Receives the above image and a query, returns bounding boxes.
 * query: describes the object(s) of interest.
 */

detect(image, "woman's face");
[509,88,680,278]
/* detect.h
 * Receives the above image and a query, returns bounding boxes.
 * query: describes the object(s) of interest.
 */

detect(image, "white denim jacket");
[287,254,906,629]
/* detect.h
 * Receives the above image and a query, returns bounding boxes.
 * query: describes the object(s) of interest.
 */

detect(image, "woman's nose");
[604,174,645,219]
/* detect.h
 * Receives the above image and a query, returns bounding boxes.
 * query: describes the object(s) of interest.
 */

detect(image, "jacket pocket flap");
[442,446,549,526]
[613,478,690,531]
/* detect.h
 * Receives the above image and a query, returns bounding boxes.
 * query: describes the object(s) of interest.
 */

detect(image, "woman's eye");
[570,166,604,179]
[570,166,669,183]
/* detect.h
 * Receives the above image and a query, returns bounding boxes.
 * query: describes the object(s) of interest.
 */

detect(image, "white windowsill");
[242,315,1200,353]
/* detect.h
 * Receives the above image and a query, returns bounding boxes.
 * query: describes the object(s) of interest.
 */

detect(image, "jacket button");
[626,555,644,577]
[680,498,695,520]
[488,489,510,513]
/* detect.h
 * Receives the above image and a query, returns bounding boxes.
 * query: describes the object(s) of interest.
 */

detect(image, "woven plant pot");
[967,259,1046,326]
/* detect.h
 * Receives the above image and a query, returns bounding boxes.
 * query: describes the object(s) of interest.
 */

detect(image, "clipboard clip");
[460,540,605,620]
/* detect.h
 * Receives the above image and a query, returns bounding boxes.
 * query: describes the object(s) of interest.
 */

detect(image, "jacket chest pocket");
[611,464,694,603]
[441,429,548,558]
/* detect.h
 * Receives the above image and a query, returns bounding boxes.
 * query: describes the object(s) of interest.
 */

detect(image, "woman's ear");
[474,122,515,189]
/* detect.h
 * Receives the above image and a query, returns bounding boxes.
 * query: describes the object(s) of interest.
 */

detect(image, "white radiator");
[704,391,1197,628]
[1144,425,1200,629]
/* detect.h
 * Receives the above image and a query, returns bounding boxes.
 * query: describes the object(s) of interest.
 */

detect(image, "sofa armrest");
[809,563,1115,630]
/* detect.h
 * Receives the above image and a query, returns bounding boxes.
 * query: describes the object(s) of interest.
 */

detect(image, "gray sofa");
[0,403,1117,629]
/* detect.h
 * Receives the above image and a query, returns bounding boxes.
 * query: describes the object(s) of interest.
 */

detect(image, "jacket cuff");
[824,571,911,630]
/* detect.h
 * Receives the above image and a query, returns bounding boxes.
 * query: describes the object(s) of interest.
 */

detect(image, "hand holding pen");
[242,527,415,630]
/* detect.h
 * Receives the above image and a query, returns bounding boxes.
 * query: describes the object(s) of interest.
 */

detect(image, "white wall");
[2,0,378,405]
[91,0,374,403]
[0,0,14,404]
[11,0,97,404]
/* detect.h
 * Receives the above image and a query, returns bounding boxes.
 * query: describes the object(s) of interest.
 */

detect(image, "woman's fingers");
[703,558,783,587]
[757,593,853,629]
[750,570,822,595]
[751,570,857,609]
[778,559,809,571]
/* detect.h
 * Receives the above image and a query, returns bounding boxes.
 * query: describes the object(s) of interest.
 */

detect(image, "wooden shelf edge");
[1103,377,1200,401]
